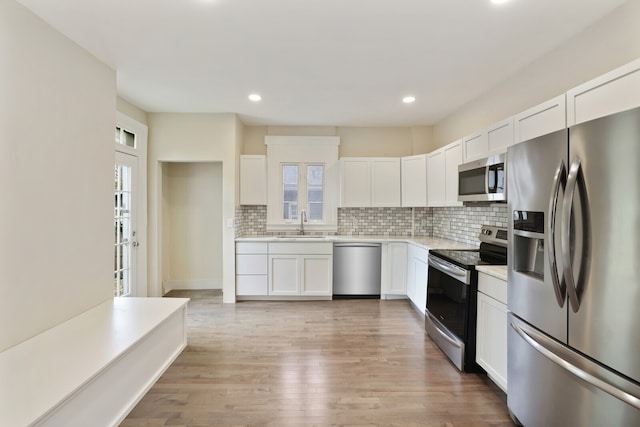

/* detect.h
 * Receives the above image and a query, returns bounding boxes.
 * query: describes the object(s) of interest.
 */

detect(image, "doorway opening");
[160,162,223,297]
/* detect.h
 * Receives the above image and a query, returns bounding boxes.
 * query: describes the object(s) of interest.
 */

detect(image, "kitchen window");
[281,163,324,222]
[265,136,339,232]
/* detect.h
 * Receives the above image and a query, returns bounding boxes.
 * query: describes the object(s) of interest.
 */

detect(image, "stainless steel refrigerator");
[507,107,640,426]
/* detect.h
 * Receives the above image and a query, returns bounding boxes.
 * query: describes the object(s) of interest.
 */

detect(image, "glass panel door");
[115,151,138,297]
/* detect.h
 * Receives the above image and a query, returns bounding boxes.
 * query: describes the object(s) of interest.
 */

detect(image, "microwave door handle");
[548,160,567,308]
[485,167,491,193]
[562,156,581,313]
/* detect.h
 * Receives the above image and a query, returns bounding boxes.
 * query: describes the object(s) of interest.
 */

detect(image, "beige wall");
[147,113,239,302]
[164,162,223,290]
[117,97,148,125]
[433,0,640,147]
[242,125,433,157]
[0,1,116,351]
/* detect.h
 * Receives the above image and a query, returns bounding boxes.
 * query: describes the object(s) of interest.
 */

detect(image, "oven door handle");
[428,256,469,283]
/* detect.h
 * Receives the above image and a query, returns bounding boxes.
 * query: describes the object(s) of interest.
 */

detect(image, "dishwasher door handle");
[333,243,381,248]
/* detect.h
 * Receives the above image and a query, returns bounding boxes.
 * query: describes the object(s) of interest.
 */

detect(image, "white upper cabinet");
[371,158,401,207]
[340,158,371,207]
[463,117,515,162]
[340,157,401,207]
[427,140,462,207]
[567,58,640,126]
[444,141,463,205]
[239,155,267,205]
[462,131,488,162]
[426,150,445,206]
[486,117,514,154]
[401,154,428,207]
[514,94,566,143]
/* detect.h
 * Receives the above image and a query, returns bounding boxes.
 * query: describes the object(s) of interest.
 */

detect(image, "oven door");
[425,255,472,370]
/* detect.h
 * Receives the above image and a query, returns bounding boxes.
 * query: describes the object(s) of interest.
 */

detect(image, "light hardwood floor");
[121,292,512,426]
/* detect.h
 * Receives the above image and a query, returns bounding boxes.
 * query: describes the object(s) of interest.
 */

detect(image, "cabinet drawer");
[268,242,332,255]
[236,242,268,254]
[478,272,507,305]
[236,254,268,275]
[236,275,268,295]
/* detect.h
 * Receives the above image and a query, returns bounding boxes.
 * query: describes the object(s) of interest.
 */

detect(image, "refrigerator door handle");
[548,160,566,308]
[511,320,640,410]
[562,156,581,313]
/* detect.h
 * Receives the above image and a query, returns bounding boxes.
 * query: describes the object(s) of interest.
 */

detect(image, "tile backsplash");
[432,205,509,246]
[337,207,413,236]
[235,205,267,237]
[235,204,509,245]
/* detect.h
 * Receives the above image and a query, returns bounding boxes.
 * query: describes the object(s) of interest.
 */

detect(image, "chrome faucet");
[299,209,307,235]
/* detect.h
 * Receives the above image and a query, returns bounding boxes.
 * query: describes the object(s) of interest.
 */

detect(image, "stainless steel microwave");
[458,153,506,202]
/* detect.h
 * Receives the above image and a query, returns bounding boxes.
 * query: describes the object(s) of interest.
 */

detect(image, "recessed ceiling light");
[248,94,262,102]
[403,96,416,104]
[491,0,510,4]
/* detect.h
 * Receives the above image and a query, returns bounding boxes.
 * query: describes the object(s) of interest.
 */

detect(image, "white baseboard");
[164,278,222,293]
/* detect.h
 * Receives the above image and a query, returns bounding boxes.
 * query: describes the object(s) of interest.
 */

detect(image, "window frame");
[265,136,339,233]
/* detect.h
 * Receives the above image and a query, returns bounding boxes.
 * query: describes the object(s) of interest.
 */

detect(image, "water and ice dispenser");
[512,211,546,278]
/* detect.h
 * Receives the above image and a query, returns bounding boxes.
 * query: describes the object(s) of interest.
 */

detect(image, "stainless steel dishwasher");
[332,242,381,298]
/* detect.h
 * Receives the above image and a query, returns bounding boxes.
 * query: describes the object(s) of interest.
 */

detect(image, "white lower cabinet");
[406,244,428,314]
[268,242,332,296]
[236,242,268,296]
[476,271,508,392]
[382,242,408,296]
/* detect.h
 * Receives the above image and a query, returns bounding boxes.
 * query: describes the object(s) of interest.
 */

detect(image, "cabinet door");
[487,117,514,154]
[443,140,463,205]
[268,255,300,295]
[476,291,508,392]
[406,256,416,302]
[407,245,428,313]
[240,155,267,205]
[340,158,371,207]
[427,150,445,206]
[412,257,428,315]
[462,132,488,162]
[387,243,408,294]
[567,58,640,126]
[371,158,401,207]
[514,94,566,143]
[301,255,332,296]
[401,154,427,207]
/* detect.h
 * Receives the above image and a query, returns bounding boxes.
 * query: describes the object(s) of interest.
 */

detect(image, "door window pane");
[307,165,323,221]
[283,165,298,220]
[114,163,132,296]
[115,126,136,148]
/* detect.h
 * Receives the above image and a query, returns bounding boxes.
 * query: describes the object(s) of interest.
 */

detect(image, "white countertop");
[476,264,508,281]
[236,235,477,251]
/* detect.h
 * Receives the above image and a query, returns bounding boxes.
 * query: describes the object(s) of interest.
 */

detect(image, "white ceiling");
[16,0,628,126]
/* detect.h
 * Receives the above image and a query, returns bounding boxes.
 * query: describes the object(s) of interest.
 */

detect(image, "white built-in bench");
[0,297,189,427]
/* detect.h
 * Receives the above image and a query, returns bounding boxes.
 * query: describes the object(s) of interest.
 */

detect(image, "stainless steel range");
[425,225,507,372]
